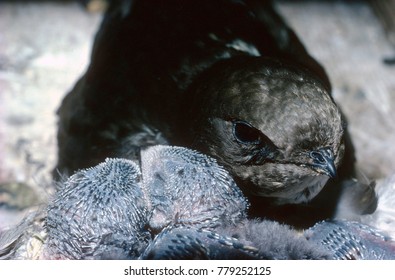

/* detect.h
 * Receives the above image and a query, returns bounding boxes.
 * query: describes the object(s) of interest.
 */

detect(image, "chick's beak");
[309,147,337,178]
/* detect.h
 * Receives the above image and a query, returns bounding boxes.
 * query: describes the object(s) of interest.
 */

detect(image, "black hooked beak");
[309,147,337,178]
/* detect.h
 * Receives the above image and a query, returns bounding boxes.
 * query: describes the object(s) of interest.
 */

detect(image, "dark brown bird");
[55,0,374,227]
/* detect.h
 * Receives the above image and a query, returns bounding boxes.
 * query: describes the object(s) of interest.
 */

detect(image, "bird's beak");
[309,147,337,178]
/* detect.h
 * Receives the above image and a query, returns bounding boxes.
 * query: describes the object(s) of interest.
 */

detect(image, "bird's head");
[186,57,345,204]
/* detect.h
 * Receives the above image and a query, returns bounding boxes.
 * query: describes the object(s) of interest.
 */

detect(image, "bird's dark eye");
[232,120,262,144]
[231,119,279,164]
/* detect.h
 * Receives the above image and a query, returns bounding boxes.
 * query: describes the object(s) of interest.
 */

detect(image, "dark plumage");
[141,220,331,260]
[55,0,374,226]
[140,146,248,232]
[44,158,150,259]
[185,57,344,205]
[305,220,395,260]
